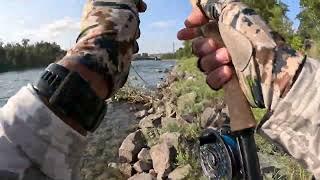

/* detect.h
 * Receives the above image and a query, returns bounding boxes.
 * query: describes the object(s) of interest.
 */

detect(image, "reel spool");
[200,128,241,180]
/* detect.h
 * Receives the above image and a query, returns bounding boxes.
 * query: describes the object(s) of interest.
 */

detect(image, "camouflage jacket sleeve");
[62,0,140,97]
[0,1,139,179]
[0,85,86,180]
[257,57,320,178]
[199,1,320,177]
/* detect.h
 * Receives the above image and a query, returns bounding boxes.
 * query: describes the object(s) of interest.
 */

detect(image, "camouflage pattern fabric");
[198,0,305,109]
[198,0,320,178]
[258,58,320,178]
[0,85,86,180]
[63,0,140,98]
[0,0,140,179]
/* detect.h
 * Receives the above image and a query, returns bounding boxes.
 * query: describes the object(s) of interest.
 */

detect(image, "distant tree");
[298,0,320,57]
[22,39,30,47]
[0,39,65,72]
[161,53,176,59]
[298,0,320,40]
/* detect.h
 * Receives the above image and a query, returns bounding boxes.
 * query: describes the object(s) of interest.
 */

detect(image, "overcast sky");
[0,0,300,53]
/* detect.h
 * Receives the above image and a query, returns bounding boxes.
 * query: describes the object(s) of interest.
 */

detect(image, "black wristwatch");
[34,63,107,132]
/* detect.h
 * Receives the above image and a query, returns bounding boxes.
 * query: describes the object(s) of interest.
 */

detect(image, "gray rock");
[156,83,162,89]
[165,101,176,117]
[156,105,165,115]
[118,163,133,177]
[168,165,192,180]
[150,143,177,179]
[139,114,162,129]
[119,130,146,163]
[166,72,178,85]
[107,162,118,169]
[128,173,156,180]
[177,71,185,79]
[181,114,194,123]
[200,107,218,128]
[138,148,152,161]
[148,108,154,114]
[258,152,285,176]
[133,160,153,173]
[159,132,181,150]
[135,110,147,119]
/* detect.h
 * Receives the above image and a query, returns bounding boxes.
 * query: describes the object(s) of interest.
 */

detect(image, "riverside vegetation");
[95,57,310,180]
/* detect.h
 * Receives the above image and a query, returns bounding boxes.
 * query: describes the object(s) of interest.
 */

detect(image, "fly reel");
[199,128,242,180]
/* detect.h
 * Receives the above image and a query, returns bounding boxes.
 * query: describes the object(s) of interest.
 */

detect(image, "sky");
[0,0,300,54]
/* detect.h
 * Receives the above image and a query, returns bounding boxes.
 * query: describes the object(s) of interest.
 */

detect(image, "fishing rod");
[189,0,262,179]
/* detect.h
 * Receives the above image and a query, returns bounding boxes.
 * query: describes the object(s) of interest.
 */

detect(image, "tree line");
[0,39,66,73]
[165,0,320,60]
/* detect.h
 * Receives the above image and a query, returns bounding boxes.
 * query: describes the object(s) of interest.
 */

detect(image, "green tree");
[175,41,193,59]
[298,0,320,40]
[0,39,65,72]
[298,0,320,57]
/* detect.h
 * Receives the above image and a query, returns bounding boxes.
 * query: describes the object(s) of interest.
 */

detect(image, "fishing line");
[131,64,151,87]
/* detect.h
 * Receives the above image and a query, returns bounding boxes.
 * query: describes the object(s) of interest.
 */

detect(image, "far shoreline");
[0,66,46,74]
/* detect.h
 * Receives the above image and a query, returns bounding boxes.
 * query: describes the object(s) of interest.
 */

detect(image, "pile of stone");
[111,114,190,180]
[108,100,228,179]
[105,68,229,179]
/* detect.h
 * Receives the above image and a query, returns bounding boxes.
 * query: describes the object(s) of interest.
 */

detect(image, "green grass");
[174,58,224,99]
[160,121,201,141]
[172,58,223,114]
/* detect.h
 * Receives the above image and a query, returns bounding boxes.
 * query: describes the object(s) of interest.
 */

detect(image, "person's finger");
[138,1,147,12]
[177,27,202,40]
[206,66,233,90]
[185,8,208,28]
[198,48,231,73]
[192,38,220,57]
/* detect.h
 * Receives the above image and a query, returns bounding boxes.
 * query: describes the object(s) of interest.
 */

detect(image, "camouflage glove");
[64,0,143,98]
[196,0,306,109]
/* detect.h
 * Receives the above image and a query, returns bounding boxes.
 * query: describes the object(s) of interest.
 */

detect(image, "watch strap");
[35,63,107,132]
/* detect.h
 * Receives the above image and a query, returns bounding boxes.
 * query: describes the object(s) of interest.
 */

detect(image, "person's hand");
[55,0,148,135]
[60,0,148,99]
[177,8,233,90]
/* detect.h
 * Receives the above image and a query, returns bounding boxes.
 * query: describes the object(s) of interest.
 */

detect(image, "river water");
[0,60,176,179]
[0,60,176,106]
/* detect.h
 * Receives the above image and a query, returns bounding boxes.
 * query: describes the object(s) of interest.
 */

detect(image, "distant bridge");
[133,54,161,61]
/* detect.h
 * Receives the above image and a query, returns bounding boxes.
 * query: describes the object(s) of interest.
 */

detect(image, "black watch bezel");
[34,63,107,132]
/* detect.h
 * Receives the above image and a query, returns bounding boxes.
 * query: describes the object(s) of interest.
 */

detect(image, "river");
[0,60,176,106]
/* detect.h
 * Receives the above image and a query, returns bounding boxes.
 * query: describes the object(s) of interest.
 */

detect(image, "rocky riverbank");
[80,58,311,180]
[95,67,230,180]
